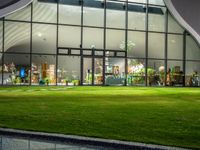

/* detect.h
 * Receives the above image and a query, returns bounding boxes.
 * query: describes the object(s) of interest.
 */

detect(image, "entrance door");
[83,57,103,85]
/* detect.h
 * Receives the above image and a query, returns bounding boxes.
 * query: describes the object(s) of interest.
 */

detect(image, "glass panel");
[186,35,200,60]
[33,0,57,23]
[127,59,145,86]
[94,58,103,85]
[32,24,56,54]
[167,60,184,86]
[3,54,30,85]
[95,51,103,56]
[106,29,125,50]
[83,0,104,27]
[128,31,146,58]
[185,61,200,87]
[83,27,104,49]
[31,55,56,85]
[83,50,92,56]
[148,33,165,59]
[0,21,2,52]
[168,34,183,60]
[106,1,126,29]
[59,1,81,25]
[148,0,164,6]
[4,21,30,53]
[128,0,146,3]
[148,6,166,32]
[58,26,81,48]
[128,3,146,30]
[148,59,165,86]
[83,57,93,85]
[105,58,125,85]
[71,49,80,55]
[168,13,184,34]
[57,56,80,86]
[5,4,31,21]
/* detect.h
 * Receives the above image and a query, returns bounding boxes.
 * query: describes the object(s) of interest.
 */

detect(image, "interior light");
[171,40,176,43]
[37,32,42,37]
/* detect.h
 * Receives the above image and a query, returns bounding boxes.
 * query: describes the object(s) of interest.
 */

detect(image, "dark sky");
[0,0,20,9]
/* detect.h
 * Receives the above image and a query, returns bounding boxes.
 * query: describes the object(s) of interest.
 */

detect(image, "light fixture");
[37,32,42,37]
[171,39,176,43]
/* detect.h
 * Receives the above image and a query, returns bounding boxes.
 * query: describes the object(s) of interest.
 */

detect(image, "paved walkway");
[0,128,190,150]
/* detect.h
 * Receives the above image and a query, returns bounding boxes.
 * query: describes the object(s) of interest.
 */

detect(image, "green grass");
[0,86,200,149]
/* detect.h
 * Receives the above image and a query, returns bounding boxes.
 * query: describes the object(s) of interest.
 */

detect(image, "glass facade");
[0,0,200,87]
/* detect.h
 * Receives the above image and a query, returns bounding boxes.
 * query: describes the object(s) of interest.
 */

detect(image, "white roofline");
[164,0,200,44]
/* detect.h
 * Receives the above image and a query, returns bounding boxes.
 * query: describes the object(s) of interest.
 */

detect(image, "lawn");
[0,86,200,149]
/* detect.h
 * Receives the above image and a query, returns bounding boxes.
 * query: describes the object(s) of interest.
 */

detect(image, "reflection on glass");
[3,54,30,85]
[59,3,81,25]
[106,29,125,50]
[148,6,166,32]
[105,58,125,85]
[167,61,183,86]
[148,59,165,86]
[4,22,30,53]
[83,28,104,49]
[83,57,93,85]
[5,4,31,21]
[59,26,81,48]
[128,3,146,30]
[128,0,146,3]
[168,13,184,34]
[148,33,165,59]
[33,0,57,23]
[168,34,183,60]
[31,55,56,85]
[83,0,104,27]
[128,31,145,58]
[185,61,200,87]
[106,1,126,29]
[148,0,164,6]
[32,24,57,54]
[127,59,145,86]
[57,56,80,86]
[94,58,103,85]
[186,35,200,60]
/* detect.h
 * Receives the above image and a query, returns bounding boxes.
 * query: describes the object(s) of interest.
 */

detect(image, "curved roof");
[0,0,21,9]
[164,0,200,45]
[0,0,32,18]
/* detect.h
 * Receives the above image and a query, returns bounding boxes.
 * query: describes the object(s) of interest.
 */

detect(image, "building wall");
[0,0,200,87]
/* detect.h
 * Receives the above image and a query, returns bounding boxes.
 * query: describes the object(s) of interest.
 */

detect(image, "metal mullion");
[125,0,128,86]
[2,18,4,85]
[145,0,148,86]
[30,3,33,86]
[56,1,59,86]
[92,52,95,85]
[103,0,106,86]
[183,31,186,87]
[80,0,84,85]
[164,10,168,86]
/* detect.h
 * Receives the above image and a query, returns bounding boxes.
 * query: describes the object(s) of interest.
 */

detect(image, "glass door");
[83,57,93,85]
[94,58,103,85]
[83,57,103,85]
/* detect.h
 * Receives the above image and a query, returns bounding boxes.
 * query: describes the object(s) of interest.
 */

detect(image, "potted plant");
[44,77,50,86]
[72,80,80,86]
[64,79,69,86]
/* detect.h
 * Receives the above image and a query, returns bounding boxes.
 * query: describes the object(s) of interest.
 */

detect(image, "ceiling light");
[171,40,176,43]
[37,32,42,37]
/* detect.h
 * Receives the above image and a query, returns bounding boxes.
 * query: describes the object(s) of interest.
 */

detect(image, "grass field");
[0,86,200,149]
